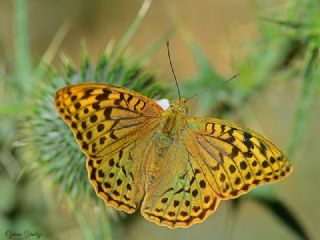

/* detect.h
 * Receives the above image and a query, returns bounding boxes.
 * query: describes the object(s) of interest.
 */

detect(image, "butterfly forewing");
[54,83,163,213]
[184,117,293,199]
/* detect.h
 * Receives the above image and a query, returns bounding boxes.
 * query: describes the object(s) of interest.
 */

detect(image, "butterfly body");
[54,83,293,228]
[159,99,187,138]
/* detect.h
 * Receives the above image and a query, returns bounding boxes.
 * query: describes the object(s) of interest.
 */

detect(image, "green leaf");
[288,47,319,158]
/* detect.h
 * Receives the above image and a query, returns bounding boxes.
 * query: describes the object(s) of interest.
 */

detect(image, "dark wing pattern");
[184,117,293,199]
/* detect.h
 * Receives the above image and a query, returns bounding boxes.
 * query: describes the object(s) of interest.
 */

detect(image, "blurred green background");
[0,0,319,239]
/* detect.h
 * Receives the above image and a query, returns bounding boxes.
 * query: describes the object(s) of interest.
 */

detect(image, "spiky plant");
[28,1,168,238]
[31,47,166,199]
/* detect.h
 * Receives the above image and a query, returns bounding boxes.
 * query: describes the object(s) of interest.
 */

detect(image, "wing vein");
[185,132,223,196]
[194,136,232,195]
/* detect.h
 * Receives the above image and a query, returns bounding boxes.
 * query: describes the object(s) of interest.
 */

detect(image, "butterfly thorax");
[159,99,188,139]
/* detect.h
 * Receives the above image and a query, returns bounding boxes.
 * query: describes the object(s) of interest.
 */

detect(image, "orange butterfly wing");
[54,83,163,213]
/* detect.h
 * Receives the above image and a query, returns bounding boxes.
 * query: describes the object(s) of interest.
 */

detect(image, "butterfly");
[54,82,293,228]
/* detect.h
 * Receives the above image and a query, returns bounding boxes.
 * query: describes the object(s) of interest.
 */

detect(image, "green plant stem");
[14,0,32,95]
[111,0,152,62]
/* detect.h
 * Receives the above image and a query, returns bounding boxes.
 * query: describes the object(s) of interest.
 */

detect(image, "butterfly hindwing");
[54,83,163,212]
[86,129,157,213]
[141,131,220,228]
[184,117,293,199]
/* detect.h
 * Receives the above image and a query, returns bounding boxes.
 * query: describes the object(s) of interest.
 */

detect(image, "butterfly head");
[169,98,188,115]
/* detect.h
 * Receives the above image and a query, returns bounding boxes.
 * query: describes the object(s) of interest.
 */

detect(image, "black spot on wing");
[243,132,254,149]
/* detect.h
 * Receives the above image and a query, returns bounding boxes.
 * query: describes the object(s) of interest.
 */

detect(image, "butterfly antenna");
[186,73,239,102]
[166,39,181,100]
